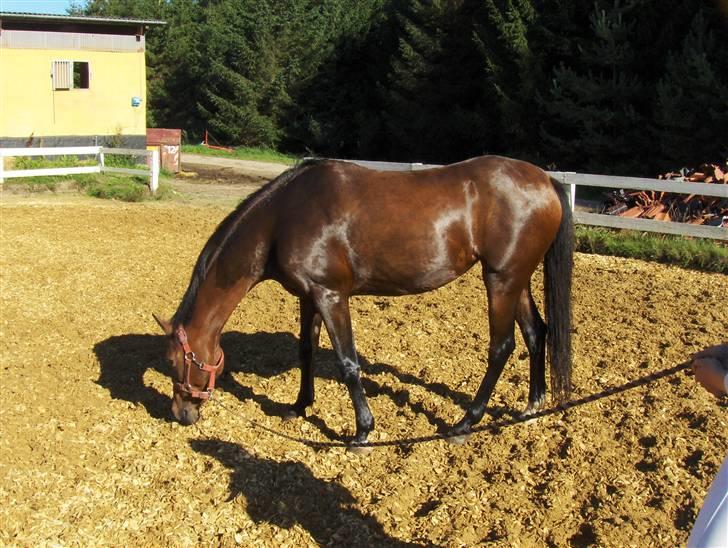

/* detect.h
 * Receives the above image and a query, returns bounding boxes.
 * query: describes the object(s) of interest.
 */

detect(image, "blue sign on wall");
[131,96,142,107]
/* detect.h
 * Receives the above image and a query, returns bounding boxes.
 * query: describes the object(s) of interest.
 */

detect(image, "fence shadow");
[189,438,422,547]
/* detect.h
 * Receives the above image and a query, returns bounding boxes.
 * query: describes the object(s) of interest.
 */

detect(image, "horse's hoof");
[521,397,545,418]
[282,407,305,422]
[347,443,374,455]
[445,433,471,445]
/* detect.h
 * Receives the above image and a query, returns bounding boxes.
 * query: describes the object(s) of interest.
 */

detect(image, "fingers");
[693,357,728,398]
[691,344,728,365]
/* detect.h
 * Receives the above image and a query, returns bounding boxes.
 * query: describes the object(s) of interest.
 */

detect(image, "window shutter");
[52,60,72,90]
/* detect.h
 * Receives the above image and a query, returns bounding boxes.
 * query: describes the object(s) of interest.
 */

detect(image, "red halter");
[173,325,224,401]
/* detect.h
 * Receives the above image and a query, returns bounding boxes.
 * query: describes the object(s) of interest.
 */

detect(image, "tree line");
[74,0,727,175]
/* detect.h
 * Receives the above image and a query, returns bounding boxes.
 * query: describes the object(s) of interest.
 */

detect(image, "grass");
[4,155,171,202]
[181,144,296,164]
[75,174,174,202]
[575,226,727,273]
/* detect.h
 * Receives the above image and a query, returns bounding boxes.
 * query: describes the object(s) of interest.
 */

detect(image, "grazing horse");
[154,156,573,450]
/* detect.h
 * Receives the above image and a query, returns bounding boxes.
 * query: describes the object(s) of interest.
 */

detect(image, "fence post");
[558,172,576,212]
[150,149,159,194]
[99,147,105,173]
[569,181,576,212]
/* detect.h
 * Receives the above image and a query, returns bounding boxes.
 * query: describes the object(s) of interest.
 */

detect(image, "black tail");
[544,180,574,402]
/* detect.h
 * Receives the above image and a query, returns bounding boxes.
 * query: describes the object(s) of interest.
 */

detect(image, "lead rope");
[203,361,692,450]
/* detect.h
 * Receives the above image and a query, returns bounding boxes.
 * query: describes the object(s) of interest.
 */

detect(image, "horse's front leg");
[286,297,322,420]
[313,287,374,453]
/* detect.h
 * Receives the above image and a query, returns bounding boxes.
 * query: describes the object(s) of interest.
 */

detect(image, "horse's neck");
[184,213,271,358]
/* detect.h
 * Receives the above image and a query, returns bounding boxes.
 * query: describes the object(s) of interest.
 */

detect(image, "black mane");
[172,158,323,326]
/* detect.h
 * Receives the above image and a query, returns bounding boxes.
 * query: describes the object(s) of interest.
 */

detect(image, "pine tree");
[540,1,651,174]
[471,0,541,156]
[381,0,490,163]
[654,9,728,167]
[279,0,389,157]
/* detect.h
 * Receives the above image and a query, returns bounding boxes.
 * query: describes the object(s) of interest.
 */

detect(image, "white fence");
[342,159,728,241]
[0,146,160,193]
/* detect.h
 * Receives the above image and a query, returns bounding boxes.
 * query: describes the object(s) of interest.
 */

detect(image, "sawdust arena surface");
[1,185,727,547]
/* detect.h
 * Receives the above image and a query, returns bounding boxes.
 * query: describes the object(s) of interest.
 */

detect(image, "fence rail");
[342,159,727,241]
[0,146,159,193]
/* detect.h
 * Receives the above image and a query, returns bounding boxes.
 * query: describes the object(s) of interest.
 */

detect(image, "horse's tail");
[544,179,574,402]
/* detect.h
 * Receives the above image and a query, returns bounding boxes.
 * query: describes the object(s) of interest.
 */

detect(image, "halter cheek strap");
[173,326,224,401]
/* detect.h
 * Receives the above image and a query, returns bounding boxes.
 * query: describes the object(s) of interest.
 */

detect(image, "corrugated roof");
[0,12,165,26]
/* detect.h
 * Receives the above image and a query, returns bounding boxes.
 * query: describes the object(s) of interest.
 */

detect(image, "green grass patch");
[4,154,173,202]
[182,144,296,165]
[13,155,96,170]
[575,226,727,273]
[75,174,173,202]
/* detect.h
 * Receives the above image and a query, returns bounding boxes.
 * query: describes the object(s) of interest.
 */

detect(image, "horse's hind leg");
[449,270,520,439]
[286,297,322,419]
[516,286,547,416]
[312,287,374,449]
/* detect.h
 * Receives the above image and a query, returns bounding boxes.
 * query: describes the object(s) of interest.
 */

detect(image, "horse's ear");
[153,313,173,336]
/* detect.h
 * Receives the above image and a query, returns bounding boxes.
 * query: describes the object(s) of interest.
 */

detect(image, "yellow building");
[0,12,164,149]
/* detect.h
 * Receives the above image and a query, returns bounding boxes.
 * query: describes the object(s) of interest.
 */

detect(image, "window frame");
[51,59,91,91]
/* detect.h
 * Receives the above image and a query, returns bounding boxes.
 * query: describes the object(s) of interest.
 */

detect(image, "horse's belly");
[354,255,477,296]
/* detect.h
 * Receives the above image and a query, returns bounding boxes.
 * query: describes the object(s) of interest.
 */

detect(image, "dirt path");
[164,154,288,207]
[1,173,727,546]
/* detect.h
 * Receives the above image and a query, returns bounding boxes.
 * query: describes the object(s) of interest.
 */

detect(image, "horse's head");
[153,314,224,425]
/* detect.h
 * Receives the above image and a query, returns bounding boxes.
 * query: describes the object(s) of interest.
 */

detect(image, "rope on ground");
[204,361,693,450]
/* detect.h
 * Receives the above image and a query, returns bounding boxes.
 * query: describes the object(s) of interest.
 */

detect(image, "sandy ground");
[1,166,727,547]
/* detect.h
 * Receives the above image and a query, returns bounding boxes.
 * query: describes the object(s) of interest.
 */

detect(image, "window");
[52,60,89,90]
[73,62,89,89]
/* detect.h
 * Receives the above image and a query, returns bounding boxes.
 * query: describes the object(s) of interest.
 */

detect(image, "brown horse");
[154,156,573,451]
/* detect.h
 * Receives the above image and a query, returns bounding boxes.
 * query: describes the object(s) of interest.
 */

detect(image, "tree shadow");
[93,330,493,436]
[189,438,423,547]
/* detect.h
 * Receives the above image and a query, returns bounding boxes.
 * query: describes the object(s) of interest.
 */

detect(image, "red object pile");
[603,163,728,226]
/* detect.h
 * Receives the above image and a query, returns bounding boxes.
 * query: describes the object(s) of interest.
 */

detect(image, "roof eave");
[0,12,166,26]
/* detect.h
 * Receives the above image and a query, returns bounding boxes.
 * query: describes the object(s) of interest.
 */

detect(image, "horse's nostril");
[179,407,197,425]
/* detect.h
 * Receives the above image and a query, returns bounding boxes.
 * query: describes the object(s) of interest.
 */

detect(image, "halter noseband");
[173,325,224,401]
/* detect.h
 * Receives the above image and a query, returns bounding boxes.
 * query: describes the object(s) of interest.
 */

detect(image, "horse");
[154,155,574,452]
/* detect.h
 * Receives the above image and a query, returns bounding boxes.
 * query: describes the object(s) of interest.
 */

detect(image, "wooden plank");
[550,171,727,199]
[0,146,100,157]
[574,212,727,240]
[146,128,182,146]
[3,166,100,178]
[101,147,152,157]
[102,167,149,176]
[342,159,440,171]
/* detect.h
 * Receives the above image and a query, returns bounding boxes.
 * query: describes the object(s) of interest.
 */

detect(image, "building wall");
[0,36,147,146]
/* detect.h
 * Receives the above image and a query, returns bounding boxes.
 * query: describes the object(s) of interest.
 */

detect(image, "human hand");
[691,345,728,398]
[691,344,728,366]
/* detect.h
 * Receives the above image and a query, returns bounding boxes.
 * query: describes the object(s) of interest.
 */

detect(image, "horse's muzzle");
[172,396,200,425]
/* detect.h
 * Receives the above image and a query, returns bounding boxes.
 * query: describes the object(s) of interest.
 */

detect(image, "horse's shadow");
[189,438,422,547]
[93,330,488,436]
[94,332,173,421]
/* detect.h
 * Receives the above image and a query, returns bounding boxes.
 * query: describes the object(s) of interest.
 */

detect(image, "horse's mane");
[172,158,324,326]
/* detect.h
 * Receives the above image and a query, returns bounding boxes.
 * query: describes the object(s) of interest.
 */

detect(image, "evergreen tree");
[540,1,652,174]
[654,8,728,167]
[471,0,541,157]
[381,0,490,163]
[281,0,390,158]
